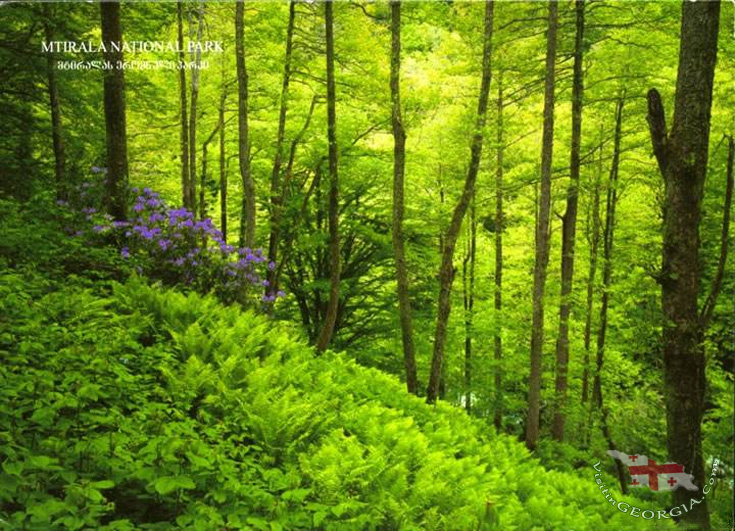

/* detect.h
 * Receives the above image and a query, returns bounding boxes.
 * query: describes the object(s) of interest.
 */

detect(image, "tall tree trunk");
[178,1,190,210]
[236,1,255,248]
[593,97,627,495]
[426,0,493,404]
[493,71,504,430]
[552,0,585,442]
[43,6,66,200]
[462,198,477,413]
[581,139,603,408]
[201,120,221,220]
[219,89,227,243]
[100,0,128,221]
[525,0,557,449]
[315,0,341,352]
[646,2,720,527]
[188,3,204,217]
[390,0,419,394]
[267,0,296,295]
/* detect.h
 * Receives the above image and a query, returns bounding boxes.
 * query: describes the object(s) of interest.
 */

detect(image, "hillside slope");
[0,265,672,530]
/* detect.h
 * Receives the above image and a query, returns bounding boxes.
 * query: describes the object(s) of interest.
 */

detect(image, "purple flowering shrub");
[59,174,282,307]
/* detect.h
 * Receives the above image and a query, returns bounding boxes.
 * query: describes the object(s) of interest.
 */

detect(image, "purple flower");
[121,246,130,258]
[112,220,129,228]
[267,261,276,271]
[93,225,108,233]
[91,166,101,174]
[82,207,96,215]
[277,290,286,298]
[133,203,144,213]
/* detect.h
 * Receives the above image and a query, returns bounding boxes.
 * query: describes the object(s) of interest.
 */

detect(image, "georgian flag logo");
[607,450,698,492]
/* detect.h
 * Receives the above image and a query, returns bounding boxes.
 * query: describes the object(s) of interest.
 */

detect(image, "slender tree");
[462,199,477,412]
[177,1,190,210]
[315,0,341,352]
[552,0,585,442]
[235,0,255,248]
[267,0,297,295]
[581,139,603,407]
[219,86,228,243]
[43,4,66,200]
[188,3,204,216]
[201,120,221,220]
[426,0,494,404]
[525,0,557,449]
[100,0,128,221]
[390,0,419,394]
[646,1,721,526]
[593,97,627,495]
[493,71,504,430]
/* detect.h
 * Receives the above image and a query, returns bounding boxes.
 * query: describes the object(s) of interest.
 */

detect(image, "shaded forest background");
[0,0,733,529]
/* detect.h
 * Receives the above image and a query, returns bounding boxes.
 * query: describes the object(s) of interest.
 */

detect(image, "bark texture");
[390,0,419,394]
[188,3,204,216]
[493,72,504,430]
[178,1,190,210]
[100,0,128,221]
[267,0,296,296]
[315,0,341,353]
[236,1,256,248]
[526,0,557,449]
[43,5,66,200]
[646,2,720,526]
[552,0,585,442]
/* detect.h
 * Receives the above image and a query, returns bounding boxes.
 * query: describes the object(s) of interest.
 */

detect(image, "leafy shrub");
[57,177,282,307]
[0,271,675,530]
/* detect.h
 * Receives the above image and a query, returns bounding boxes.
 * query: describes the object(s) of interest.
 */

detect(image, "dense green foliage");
[1,263,673,530]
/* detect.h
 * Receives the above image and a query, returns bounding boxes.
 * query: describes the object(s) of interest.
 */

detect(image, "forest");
[0,0,733,529]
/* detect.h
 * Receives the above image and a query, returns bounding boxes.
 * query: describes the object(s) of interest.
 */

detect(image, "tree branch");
[701,135,734,328]
[646,88,668,176]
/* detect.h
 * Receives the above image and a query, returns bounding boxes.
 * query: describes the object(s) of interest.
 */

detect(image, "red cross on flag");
[607,450,698,492]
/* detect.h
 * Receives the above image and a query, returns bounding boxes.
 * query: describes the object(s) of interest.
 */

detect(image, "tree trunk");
[426,0,493,404]
[552,0,585,442]
[236,1,255,248]
[219,89,227,243]
[267,0,296,295]
[100,0,128,221]
[43,5,66,200]
[178,1,190,210]
[593,97,627,495]
[646,2,720,527]
[493,71,504,430]
[525,0,557,449]
[390,0,419,395]
[201,120,221,220]
[581,139,603,408]
[462,199,477,413]
[188,3,204,217]
[315,0,341,353]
